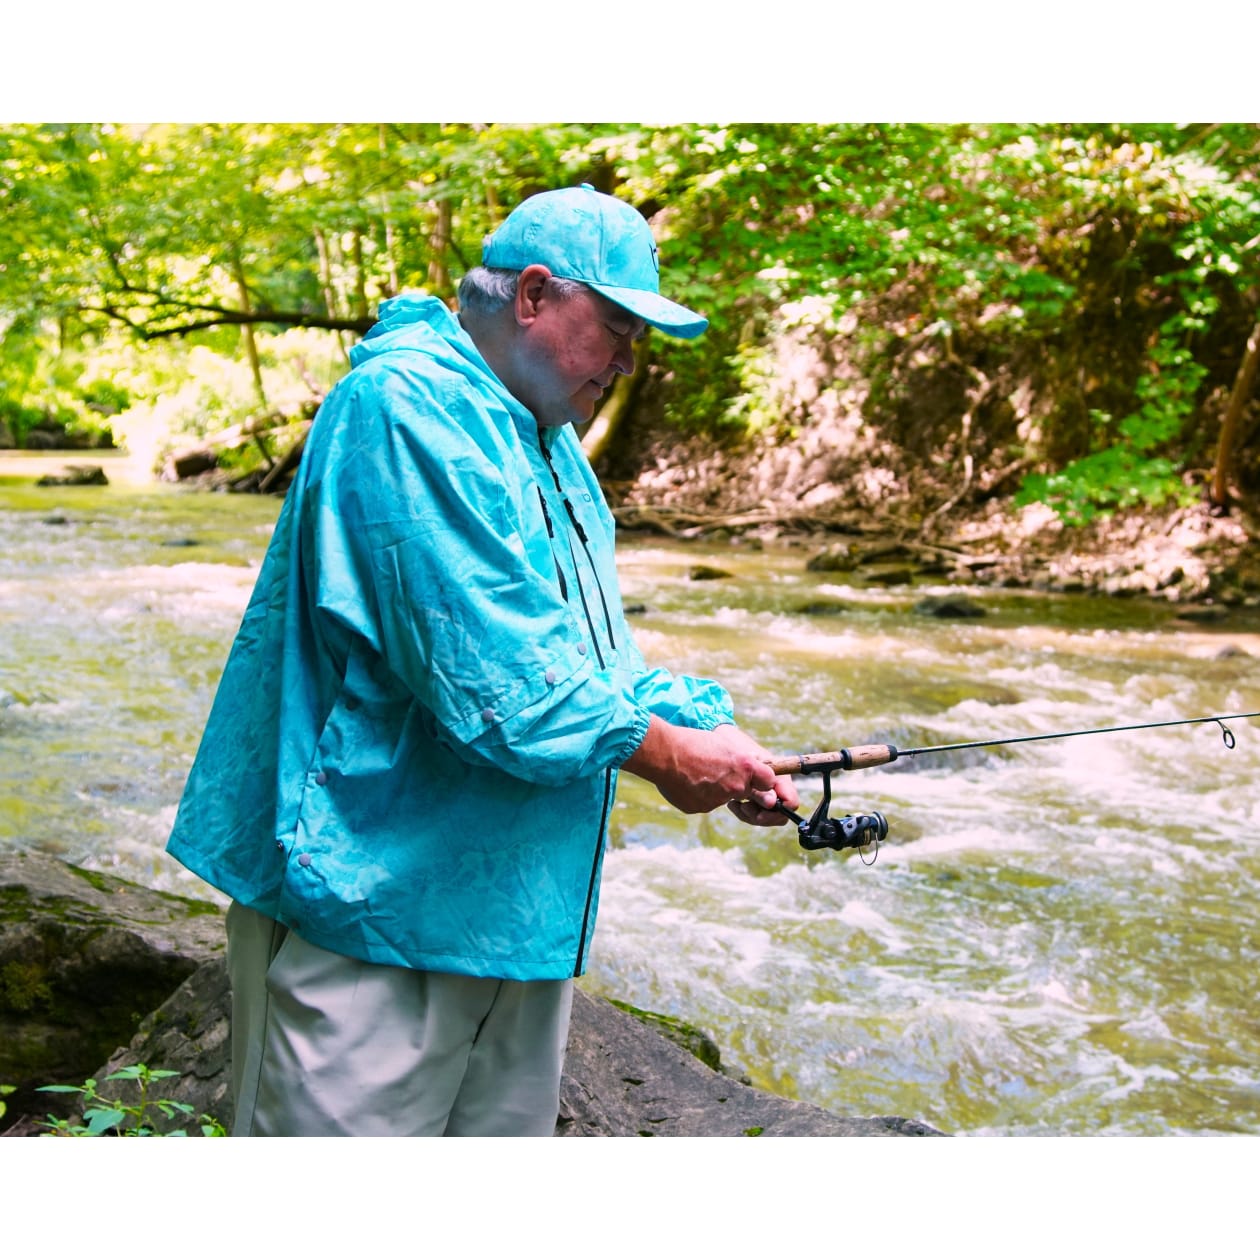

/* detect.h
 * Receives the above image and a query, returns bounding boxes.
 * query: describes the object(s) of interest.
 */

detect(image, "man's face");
[517,277,646,428]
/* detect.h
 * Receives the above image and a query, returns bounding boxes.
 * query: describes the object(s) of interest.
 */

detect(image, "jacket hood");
[350,293,478,370]
[351,293,533,424]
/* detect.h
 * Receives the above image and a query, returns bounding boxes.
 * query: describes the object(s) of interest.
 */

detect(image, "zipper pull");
[540,442,590,544]
[536,486,555,537]
[562,497,589,544]
[536,486,567,600]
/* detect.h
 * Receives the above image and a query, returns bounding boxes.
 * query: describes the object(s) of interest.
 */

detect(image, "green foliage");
[81,377,130,415]
[0,1083,13,1122]
[0,395,48,444]
[0,312,121,447]
[1,122,1257,512]
[1016,307,1215,522]
[37,1063,226,1137]
[1017,449,1195,526]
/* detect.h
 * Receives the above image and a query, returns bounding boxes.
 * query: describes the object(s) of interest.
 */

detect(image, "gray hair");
[457,266,588,318]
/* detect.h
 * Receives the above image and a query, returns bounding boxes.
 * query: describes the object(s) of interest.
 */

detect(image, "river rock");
[34,464,109,487]
[862,564,916,586]
[914,594,987,618]
[164,448,219,480]
[557,990,941,1136]
[1174,604,1231,624]
[0,851,943,1138]
[805,543,858,572]
[794,599,863,617]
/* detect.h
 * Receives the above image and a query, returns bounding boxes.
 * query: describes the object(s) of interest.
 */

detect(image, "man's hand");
[621,717,800,826]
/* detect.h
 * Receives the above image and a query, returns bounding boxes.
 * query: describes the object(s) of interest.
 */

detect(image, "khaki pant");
[226,902,573,1136]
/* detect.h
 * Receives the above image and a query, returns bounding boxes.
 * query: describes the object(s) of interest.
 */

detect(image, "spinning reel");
[774,767,888,862]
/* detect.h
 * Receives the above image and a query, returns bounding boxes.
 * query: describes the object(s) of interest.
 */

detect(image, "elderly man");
[167,184,798,1136]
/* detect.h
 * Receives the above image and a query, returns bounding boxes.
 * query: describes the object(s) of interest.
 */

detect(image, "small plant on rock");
[38,1064,225,1136]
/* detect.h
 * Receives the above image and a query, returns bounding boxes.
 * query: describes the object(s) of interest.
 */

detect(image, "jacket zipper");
[538,439,616,976]
[573,768,614,976]
[535,486,567,601]
[538,443,614,664]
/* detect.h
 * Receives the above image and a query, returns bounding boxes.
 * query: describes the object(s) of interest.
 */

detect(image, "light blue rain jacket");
[167,294,734,980]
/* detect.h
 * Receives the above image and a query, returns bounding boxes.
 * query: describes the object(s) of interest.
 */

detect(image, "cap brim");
[585,281,708,340]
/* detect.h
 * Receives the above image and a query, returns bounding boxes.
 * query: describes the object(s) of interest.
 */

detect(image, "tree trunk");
[1210,314,1260,511]
[427,197,452,297]
[351,230,369,320]
[314,227,351,364]
[230,254,268,410]
[377,123,400,298]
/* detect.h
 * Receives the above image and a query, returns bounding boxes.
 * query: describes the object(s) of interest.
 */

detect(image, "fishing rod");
[768,710,1260,861]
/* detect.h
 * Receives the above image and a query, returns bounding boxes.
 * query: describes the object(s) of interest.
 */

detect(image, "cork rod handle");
[768,745,899,775]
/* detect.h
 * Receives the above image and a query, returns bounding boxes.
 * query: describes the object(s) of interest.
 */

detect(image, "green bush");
[80,378,131,415]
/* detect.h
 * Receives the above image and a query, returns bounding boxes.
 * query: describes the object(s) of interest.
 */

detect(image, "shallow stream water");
[3,450,1258,1136]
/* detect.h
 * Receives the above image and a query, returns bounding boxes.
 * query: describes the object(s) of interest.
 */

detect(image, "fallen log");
[610,503,871,537]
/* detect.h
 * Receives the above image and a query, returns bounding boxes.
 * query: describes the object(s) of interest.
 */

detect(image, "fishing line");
[897,710,1260,759]
[770,711,1260,777]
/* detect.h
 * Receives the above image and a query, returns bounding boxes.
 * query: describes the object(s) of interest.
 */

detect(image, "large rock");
[0,851,943,1137]
[34,464,109,486]
[0,849,224,1125]
[557,990,940,1136]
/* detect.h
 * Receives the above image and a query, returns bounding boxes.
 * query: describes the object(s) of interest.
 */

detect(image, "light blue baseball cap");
[482,184,708,339]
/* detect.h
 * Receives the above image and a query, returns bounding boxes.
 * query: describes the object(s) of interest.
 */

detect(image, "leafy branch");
[82,301,375,340]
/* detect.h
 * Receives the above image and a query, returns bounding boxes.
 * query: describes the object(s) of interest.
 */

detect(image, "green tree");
[1,122,1256,516]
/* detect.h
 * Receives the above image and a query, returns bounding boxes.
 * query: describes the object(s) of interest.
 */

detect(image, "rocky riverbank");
[0,850,941,1138]
[598,382,1260,610]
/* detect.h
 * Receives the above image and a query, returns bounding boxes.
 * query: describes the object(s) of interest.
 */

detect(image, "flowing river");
[3,450,1258,1137]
